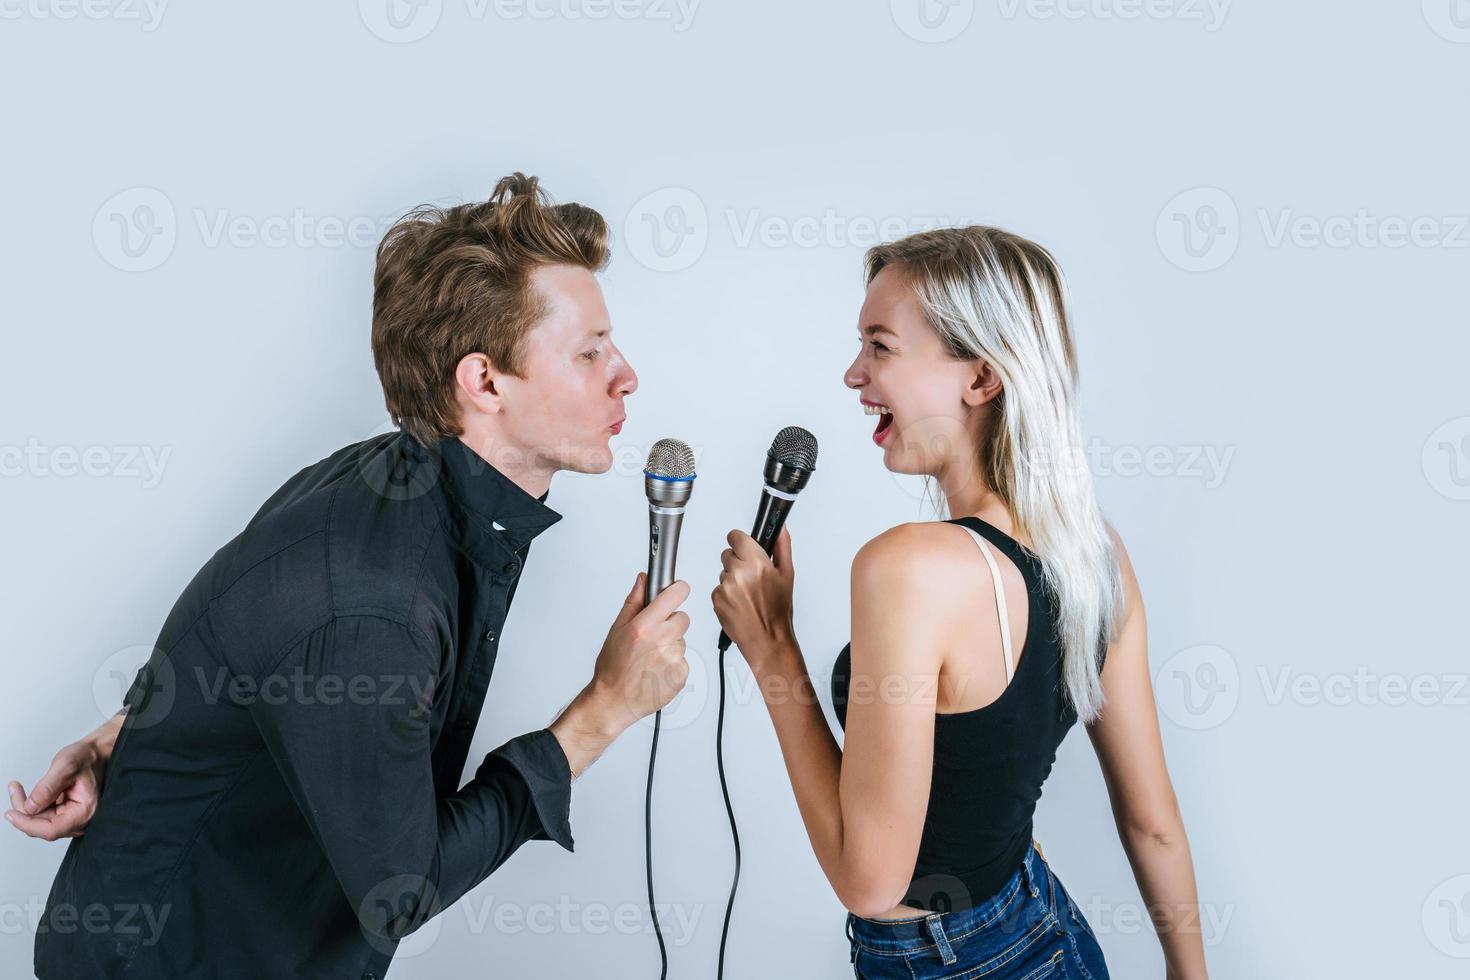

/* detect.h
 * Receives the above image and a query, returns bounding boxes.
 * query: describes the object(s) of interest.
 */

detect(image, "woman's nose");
[843,356,866,390]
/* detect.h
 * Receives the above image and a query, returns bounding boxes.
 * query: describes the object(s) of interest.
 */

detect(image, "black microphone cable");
[646,707,667,980]
[715,633,741,980]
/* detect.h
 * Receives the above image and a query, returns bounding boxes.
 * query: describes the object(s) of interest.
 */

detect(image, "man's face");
[493,264,638,476]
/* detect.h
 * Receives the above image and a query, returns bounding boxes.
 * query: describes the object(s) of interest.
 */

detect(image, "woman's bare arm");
[741,524,950,917]
[1086,529,1210,980]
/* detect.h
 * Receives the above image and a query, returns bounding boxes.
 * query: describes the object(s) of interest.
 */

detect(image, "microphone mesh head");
[768,426,818,470]
[645,438,696,479]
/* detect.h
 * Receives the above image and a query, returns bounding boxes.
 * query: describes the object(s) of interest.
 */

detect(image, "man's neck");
[456,431,554,501]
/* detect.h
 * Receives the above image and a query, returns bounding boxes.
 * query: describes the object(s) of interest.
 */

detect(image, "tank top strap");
[952,522,1015,684]
[946,516,1042,579]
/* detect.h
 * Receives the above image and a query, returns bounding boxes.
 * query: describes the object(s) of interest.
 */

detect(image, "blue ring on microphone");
[643,471,697,481]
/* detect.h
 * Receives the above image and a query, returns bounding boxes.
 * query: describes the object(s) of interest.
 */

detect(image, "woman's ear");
[961,360,1003,408]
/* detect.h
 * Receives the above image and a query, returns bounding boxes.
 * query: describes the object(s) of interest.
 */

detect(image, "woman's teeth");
[863,404,892,416]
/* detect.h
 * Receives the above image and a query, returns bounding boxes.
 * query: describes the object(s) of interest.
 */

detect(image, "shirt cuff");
[485,729,575,852]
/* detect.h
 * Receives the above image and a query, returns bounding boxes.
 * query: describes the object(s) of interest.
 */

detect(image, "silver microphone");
[641,436,695,979]
[643,437,697,605]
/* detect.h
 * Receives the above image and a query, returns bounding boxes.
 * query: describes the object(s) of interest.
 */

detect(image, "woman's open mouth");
[864,401,895,446]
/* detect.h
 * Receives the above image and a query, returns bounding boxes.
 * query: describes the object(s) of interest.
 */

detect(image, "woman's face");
[843,264,985,477]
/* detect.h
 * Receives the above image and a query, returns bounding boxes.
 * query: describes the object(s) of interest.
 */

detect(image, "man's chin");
[557,444,615,476]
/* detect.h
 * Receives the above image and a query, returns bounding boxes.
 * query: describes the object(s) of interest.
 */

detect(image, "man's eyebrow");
[585,328,609,340]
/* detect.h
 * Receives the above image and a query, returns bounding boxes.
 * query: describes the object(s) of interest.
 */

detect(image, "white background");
[3,1,1468,976]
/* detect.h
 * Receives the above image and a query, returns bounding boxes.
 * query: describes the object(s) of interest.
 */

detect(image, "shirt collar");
[408,433,563,565]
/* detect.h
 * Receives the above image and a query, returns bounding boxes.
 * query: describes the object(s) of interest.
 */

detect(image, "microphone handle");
[647,504,686,603]
[716,487,795,652]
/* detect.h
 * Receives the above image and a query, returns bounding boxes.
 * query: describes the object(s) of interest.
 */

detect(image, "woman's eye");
[871,341,889,353]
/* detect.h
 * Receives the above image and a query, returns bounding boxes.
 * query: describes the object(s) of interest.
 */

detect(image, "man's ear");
[454,352,505,417]
[961,359,1003,408]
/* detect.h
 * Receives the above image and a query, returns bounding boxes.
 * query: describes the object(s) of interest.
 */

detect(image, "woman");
[711,227,1209,979]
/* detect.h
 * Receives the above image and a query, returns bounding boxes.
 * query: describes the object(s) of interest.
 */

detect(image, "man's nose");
[616,357,638,398]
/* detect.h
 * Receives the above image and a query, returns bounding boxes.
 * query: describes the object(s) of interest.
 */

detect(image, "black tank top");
[831,515,1086,913]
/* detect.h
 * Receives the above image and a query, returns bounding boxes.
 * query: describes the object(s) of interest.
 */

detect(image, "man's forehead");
[527,265,610,343]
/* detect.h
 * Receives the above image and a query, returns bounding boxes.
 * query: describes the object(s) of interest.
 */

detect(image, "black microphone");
[715,425,818,980]
[716,425,819,653]
[641,437,695,980]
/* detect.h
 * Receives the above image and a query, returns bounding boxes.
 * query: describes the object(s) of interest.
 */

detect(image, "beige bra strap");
[958,524,1014,684]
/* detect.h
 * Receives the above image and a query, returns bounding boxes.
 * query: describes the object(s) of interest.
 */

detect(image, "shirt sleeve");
[246,614,574,942]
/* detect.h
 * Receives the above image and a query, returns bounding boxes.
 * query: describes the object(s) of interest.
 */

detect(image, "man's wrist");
[86,712,126,762]
[549,684,627,780]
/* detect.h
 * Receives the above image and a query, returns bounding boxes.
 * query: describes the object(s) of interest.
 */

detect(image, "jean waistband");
[845,839,1047,955]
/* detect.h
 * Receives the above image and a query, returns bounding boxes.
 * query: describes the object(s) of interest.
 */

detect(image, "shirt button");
[502,559,519,575]
[484,628,497,642]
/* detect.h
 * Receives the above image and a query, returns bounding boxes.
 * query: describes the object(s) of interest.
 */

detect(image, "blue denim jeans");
[845,842,1109,979]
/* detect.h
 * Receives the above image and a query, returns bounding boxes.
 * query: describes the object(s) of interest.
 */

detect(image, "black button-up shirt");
[35,432,575,979]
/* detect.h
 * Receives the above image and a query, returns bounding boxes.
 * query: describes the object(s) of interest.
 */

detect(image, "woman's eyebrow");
[860,324,897,339]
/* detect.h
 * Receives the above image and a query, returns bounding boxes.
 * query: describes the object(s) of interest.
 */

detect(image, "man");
[6,173,692,979]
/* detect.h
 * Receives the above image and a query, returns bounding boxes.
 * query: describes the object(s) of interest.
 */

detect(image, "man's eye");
[582,348,601,361]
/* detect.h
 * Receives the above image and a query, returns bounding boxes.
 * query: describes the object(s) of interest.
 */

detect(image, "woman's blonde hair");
[866,227,1121,722]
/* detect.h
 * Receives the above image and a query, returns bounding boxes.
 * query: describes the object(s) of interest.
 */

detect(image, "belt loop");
[1021,843,1040,899]
[845,913,857,963]
[924,913,957,966]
